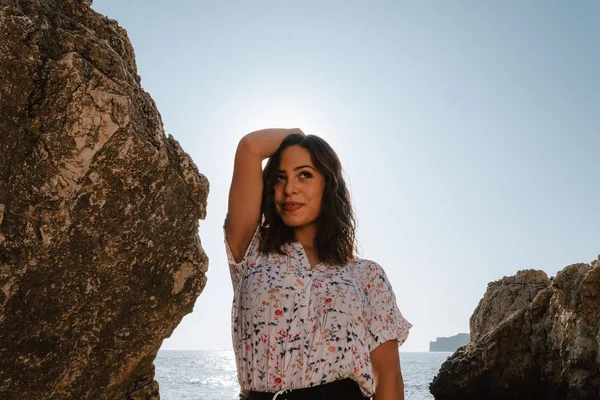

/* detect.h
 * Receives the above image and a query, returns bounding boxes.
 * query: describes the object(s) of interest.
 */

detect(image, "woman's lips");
[283,203,303,212]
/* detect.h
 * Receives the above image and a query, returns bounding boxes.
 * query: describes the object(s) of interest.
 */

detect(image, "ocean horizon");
[155,349,451,400]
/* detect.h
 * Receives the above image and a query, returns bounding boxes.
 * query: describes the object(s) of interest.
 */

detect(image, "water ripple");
[155,350,451,400]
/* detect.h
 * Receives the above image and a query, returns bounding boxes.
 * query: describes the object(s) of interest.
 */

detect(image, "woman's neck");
[293,223,318,249]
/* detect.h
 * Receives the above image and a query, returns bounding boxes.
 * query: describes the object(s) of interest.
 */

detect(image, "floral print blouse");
[224,224,412,398]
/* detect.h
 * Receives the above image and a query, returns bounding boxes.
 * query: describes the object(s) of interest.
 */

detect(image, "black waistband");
[246,378,367,400]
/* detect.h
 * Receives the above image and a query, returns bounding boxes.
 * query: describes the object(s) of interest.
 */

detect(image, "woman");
[224,128,412,399]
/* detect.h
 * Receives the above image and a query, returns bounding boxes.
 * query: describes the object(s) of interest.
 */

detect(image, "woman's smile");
[283,202,303,212]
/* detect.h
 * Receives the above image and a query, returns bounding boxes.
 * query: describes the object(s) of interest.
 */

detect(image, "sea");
[155,350,451,400]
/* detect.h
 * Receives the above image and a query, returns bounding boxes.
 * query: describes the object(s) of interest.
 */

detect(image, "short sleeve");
[360,261,412,351]
[223,221,262,290]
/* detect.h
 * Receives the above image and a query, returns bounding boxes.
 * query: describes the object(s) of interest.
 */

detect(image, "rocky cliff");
[430,259,600,400]
[0,0,209,398]
[429,333,470,352]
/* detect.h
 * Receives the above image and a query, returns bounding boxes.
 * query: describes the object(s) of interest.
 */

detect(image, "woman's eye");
[276,172,311,182]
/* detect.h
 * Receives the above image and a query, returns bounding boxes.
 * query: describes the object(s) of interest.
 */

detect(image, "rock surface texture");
[0,1,209,399]
[430,259,600,400]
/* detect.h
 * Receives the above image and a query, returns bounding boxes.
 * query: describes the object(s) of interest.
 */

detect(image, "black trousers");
[246,378,369,400]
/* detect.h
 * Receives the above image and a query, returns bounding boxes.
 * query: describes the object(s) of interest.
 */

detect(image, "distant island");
[429,333,470,352]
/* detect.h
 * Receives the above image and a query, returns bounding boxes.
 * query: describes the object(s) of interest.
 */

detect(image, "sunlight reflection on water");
[155,350,451,400]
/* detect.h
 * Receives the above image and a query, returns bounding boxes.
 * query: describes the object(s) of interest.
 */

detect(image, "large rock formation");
[429,333,470,352]
[0,1,209,398]
[430,258,600,400]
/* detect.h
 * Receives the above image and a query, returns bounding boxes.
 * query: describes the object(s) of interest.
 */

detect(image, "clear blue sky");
[92,0,599,352]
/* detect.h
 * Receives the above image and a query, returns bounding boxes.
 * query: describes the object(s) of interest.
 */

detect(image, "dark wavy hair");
[259,134,357,266]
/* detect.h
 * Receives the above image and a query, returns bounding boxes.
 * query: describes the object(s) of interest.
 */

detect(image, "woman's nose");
[284,179,298,195]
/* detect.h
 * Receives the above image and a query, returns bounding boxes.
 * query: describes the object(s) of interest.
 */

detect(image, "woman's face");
[274,145,326,228]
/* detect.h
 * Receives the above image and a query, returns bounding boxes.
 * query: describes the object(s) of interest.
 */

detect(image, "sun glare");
[226,78,346,145]
[237,100,326,137]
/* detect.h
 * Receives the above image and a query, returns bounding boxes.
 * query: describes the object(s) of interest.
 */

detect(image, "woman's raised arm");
[225,128,304,263]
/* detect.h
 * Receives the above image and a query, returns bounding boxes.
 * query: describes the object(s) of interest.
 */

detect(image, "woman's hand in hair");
[242,128,305,160]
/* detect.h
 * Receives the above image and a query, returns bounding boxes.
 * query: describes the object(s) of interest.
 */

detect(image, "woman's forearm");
[374,371,405,400]
[241,128,303,160]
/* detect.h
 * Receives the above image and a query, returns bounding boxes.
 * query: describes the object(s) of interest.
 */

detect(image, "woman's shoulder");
[348,256,387,278]
[349,257,398,296]
[349,255,383,269]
